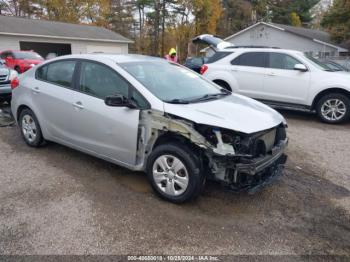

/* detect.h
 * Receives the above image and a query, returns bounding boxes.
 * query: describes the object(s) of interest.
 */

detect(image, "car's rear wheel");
[19,108,45,147]
[147,143,205,203]
[316,93,350,124]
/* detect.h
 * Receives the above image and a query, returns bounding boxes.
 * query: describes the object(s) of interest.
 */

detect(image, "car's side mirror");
[294,64,308,72]
[104,94,137,109]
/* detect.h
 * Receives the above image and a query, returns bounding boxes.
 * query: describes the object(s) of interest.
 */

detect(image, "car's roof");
[53,53,166,64]
[218,47,303,54]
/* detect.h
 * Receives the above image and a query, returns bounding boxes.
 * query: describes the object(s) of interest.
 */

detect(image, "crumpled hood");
[163,94,285,134]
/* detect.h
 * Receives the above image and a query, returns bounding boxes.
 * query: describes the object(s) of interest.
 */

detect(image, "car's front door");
[230,52,268,99]
[70,60,142,166]
[263,52,310,105]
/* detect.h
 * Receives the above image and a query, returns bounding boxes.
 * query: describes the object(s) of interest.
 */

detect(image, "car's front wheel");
[316,93,350,124]
[147,143,205,203]
[19,108,45,147]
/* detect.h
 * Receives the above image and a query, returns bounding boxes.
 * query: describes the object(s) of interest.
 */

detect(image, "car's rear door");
[32,59,78,143]
[263,52,310,104]
[69,60,142,166]
[230,52,268,99]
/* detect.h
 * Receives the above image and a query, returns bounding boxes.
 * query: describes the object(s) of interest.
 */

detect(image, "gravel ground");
[0,104,349,257]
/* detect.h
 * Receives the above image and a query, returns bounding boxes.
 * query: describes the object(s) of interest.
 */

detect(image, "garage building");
[0,15,132,58]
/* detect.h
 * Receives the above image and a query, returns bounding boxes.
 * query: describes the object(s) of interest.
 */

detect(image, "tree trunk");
[161,0,166,57]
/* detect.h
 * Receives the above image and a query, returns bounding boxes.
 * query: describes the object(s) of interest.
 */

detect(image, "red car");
[0,50,44,73]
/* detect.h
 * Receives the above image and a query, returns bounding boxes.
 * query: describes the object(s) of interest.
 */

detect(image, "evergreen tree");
[322,0,350,45]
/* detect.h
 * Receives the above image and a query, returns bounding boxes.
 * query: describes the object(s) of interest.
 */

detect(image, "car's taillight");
[200,64,208,75]
[11,77,19,89]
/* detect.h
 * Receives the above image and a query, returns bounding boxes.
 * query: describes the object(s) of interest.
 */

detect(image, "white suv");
[201,47,350,124]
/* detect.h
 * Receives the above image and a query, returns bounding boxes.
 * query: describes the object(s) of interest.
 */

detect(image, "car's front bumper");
[0,84,11,97]
[213,138,288,193]
[235,138,288,175]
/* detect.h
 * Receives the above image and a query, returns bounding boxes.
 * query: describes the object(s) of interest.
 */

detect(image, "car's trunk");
[192,34,234,51]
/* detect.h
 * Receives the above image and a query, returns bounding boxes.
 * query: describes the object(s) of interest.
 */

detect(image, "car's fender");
[204,70,240,93]
[307,73,350,106]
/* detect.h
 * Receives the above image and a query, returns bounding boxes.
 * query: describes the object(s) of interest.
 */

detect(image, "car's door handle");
[32,87,40,94]
[231,68,239,72]
[73,101,84,110]
[267,72,276,76]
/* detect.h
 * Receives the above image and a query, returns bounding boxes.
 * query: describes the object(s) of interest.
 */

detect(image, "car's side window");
[36,65,48,81]
[130,88,150,109]
[44,61,76,88]
[0,52,8,59]
[79,61,129,99]
[231,52,267,68]
[268,53,303,70]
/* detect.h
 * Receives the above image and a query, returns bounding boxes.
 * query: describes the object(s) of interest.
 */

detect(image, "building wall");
[0,35,128,54]
[206,24,338,57]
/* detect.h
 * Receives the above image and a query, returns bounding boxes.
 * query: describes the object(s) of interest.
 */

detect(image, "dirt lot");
[0,104,349,257]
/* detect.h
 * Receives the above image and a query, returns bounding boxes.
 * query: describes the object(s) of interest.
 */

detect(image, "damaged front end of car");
[136,110,288,194]
[197,124,288,193]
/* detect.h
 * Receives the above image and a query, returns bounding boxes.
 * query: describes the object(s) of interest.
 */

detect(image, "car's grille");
[260,129,277,153]
[0,80,10,85]
[252,128,277,157]
[0,74,9,83]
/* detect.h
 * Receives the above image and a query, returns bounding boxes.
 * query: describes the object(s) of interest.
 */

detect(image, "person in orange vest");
[165,48,178,63]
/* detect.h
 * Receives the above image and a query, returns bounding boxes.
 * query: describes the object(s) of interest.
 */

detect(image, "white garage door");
[86,45,122,54]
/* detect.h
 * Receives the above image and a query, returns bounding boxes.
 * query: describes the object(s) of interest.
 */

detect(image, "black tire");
[316,93,350,124]
[213,80,232,91]
[146,143,205,203]
[18,108,45,147]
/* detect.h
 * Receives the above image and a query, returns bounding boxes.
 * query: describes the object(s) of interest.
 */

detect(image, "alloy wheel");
[321,99,347,122]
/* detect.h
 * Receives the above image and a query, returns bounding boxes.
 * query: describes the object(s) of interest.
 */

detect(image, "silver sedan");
[11,54,287,203]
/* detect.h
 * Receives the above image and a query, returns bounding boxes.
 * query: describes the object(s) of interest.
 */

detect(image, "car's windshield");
[325,62,343,71]
[14,52,43,60]
[120,61,228,103]
[303,53,333,71]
